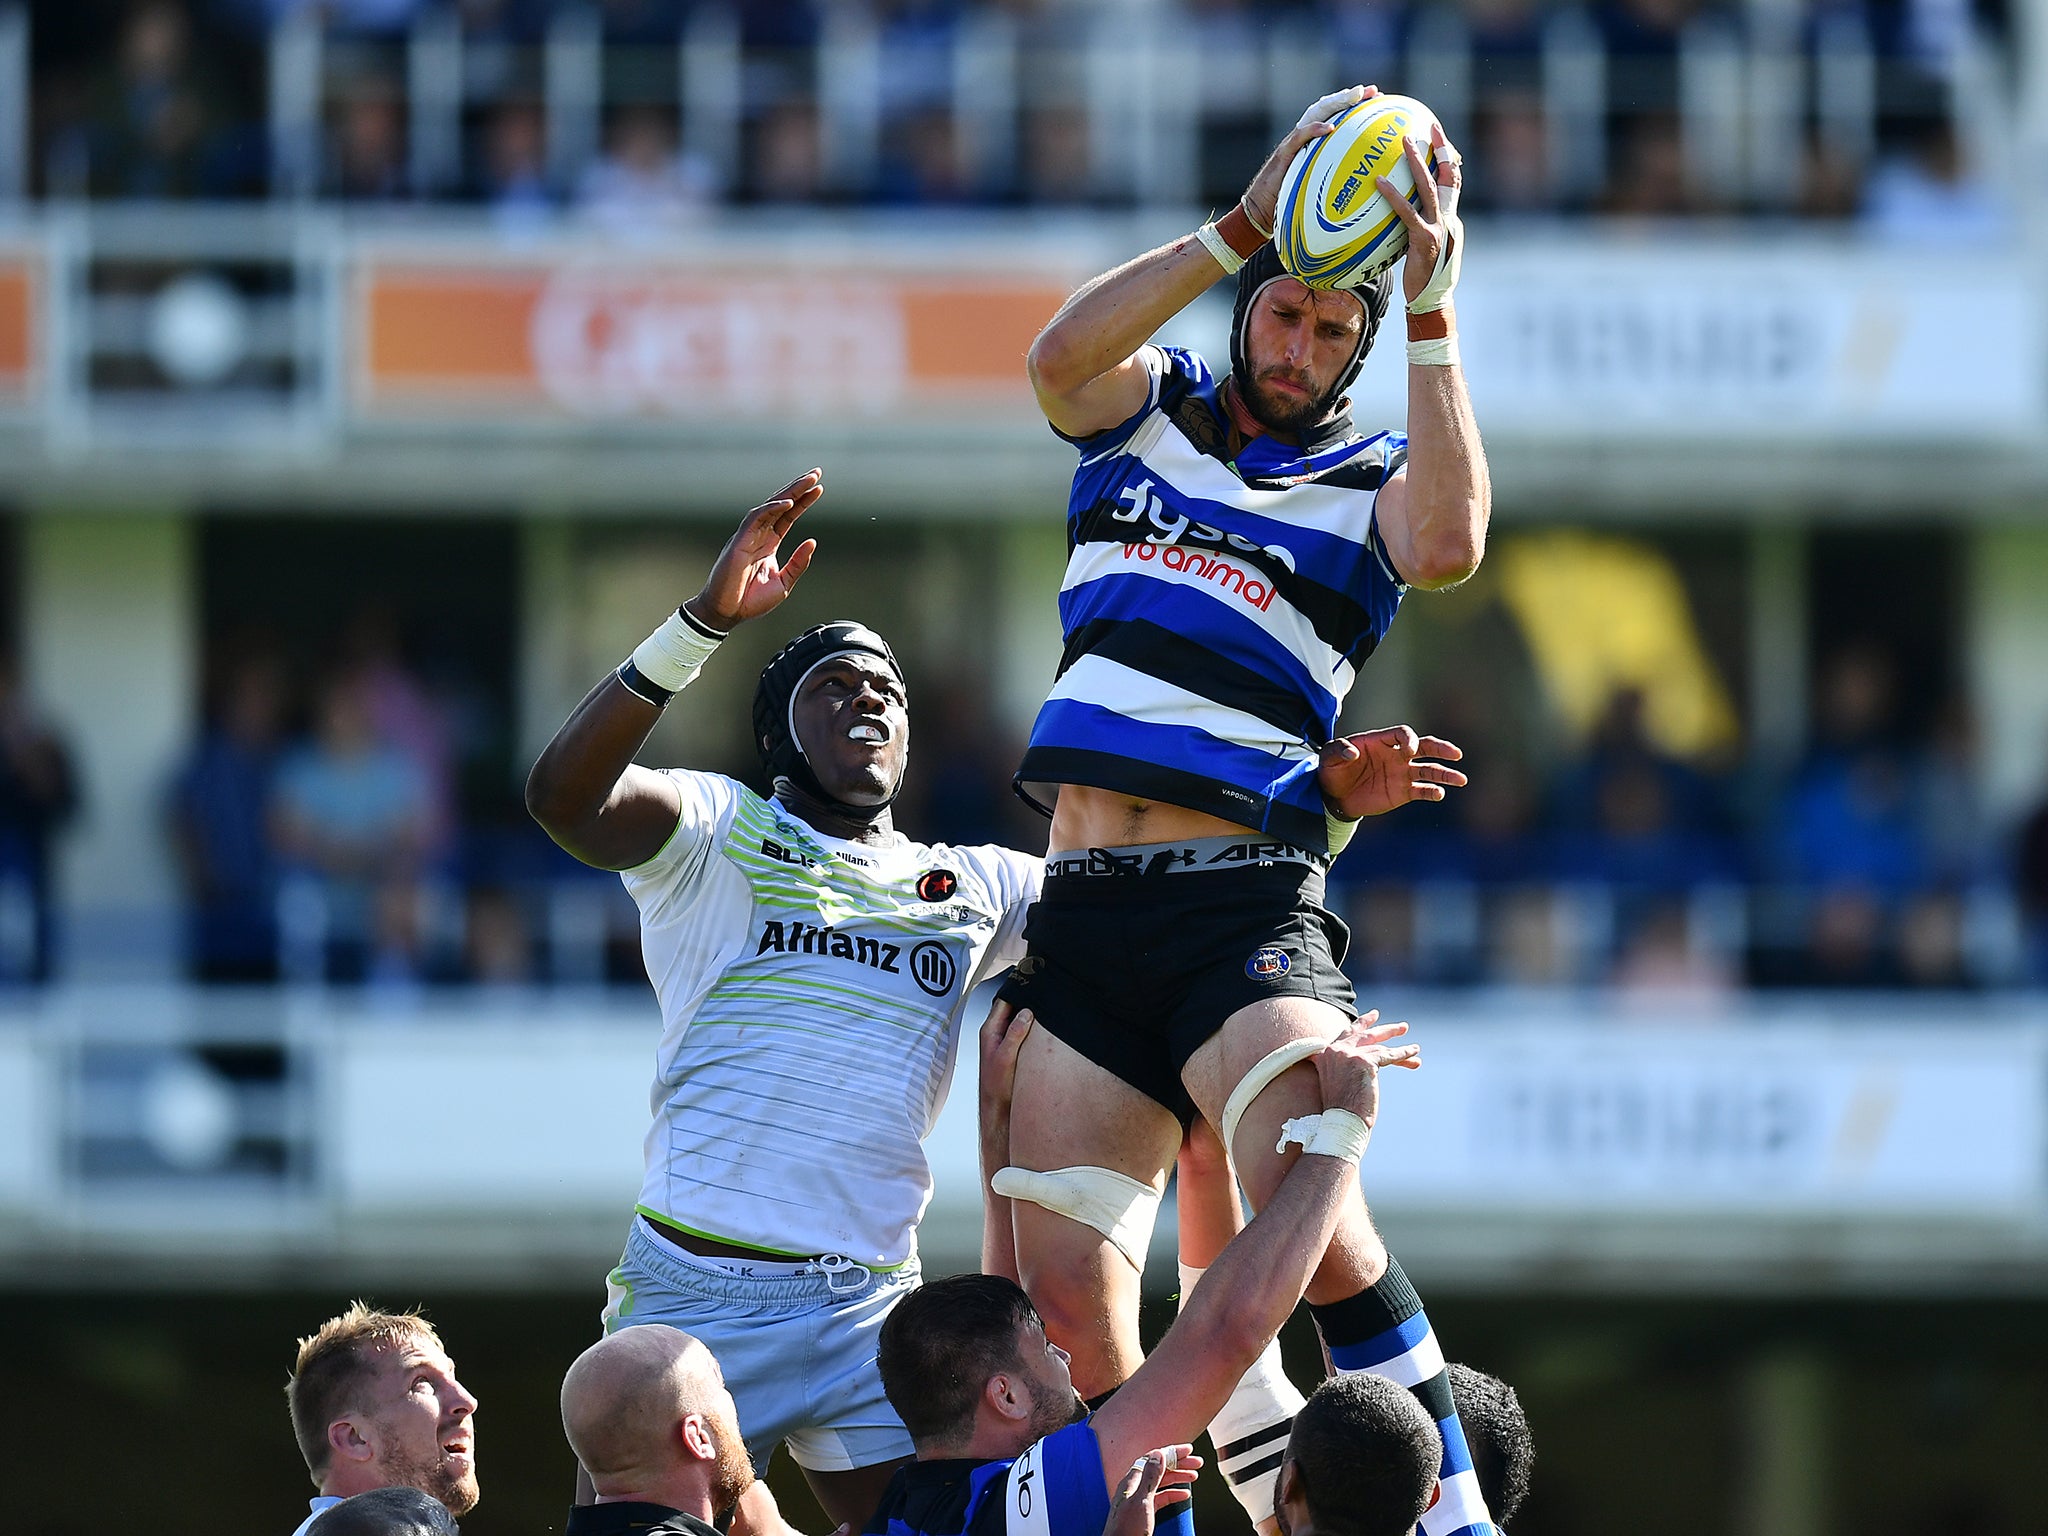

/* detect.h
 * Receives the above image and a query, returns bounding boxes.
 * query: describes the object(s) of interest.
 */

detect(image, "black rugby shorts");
[997,851,1355,1123]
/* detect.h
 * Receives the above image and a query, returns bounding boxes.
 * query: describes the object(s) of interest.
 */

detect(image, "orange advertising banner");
[0,256,37,403]
[356,259,1071,422]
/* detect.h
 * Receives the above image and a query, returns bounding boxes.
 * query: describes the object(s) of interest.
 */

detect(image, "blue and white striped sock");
[1309,1257,1496,1536]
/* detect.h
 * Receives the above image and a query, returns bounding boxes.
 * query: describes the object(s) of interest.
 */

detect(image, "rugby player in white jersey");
[527,470,1041,1530]
[995,86,1498,1536]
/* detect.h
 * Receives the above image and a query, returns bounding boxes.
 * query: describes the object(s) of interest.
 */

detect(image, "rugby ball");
[1274,93,1442,290]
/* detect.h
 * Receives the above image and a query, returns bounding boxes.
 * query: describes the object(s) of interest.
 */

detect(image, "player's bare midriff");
[1047,782,1263,852]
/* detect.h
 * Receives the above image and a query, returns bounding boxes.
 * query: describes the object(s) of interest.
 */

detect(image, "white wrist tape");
[1325,808,1361,857]
[1406,334,1459,367]
[1195,222,1245,275]
[1407,228,1461,315]
[1276,1107,1371,1165]
[991,1165,1162,1271]
[631,609,726,694]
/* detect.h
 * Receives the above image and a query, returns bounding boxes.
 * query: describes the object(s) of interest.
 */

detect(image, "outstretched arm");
[1089,1015,1419,1483]
[1027,88,1370,439]
[525,470,822,870]
[1371,125,1490,591]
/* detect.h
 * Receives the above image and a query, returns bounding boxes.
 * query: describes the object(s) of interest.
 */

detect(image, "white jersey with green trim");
[620,770,1041,1268]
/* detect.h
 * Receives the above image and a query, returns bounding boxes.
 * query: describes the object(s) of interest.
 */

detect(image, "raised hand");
[1311,1011,1420,1131]
[1104,1447,1201,1536]
[1377,121,1464,311]
[1242,85,1379,236]
[1318,725,1466,820]
[683,469,824,633]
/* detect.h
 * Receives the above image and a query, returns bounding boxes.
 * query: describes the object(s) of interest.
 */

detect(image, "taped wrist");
[1406,228,1461,315]
[1325,807,1360,858]
[1196,222,1245,276]
[625,607,727,704]
[1405,307,1457,367]
[1276,1106,1372,1164]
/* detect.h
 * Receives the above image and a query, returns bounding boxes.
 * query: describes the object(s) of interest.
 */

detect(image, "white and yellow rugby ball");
[1274,93,1442,290]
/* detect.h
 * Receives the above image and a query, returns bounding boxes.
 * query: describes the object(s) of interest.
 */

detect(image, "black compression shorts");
[997,838,1355,1124]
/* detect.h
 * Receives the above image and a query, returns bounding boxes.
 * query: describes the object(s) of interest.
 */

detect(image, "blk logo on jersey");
[908,940,957,997]
[916,868,958,903]
[1246,946,1291,980]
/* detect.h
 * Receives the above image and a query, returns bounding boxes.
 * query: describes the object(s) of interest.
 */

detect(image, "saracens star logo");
[916,869,958,903]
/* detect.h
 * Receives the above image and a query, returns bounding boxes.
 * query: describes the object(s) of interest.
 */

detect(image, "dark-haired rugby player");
[525,472,1454,1534]
[997,83,1495,1536]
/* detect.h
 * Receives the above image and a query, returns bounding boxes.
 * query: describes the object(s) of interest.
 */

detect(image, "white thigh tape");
[1276,1107,1371,1165]
[1219,1037,1328,1179]
[991,1165,1162,1271]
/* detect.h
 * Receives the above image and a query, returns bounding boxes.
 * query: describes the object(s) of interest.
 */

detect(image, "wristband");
[627,605,727,701]
[1406,335,1459,367]
[1275,1107,1372,1165]
[1195,222,1245,276]
[1325,807,1361,858]
[1218,200,1268,251]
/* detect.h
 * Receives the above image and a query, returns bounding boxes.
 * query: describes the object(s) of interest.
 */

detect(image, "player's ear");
[985,1369,1025,1423]
[329,1415,375,1466]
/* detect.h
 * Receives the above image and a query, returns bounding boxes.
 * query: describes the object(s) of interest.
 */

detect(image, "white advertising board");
[1344,240,2041,440]
[331,1021,650,1212]
[1362,1022,2046,1216]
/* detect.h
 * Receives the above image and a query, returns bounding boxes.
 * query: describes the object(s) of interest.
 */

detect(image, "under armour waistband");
[1045,837,1327,879]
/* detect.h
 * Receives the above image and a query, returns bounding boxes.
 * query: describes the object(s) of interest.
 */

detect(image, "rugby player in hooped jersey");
[999,84,1496,1536]
[525,470,1464,1536]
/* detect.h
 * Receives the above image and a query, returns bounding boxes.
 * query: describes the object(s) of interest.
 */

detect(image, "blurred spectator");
[1778,648,1923,891]
[1469,92,1551,215]
[478,99,555,235]
[1553,687,1733,887]
[82,1,237,199]
[329,73,409,201]
[1603,112,1697,216]
[576,105,715,236]
[269,0,427,37]
[0,653,78,984]
[1895,888,1969,988]
[1913,698,1991,884]
[1862,116,2011,246]
[750,99,824,203]
[1803,884,1895,987]
[271,671,430,983]
[1611,897,1736,1005]
[464,886,532,984]
[170,653,285,983]
[344,608,457,863]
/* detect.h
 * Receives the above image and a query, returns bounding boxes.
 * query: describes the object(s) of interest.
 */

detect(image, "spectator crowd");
[24,0,2010,231]
[0,608,2042,993]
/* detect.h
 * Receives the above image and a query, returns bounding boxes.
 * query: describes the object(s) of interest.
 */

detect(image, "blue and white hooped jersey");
[867,1422,1194,1536]
[1019,345,1409,854]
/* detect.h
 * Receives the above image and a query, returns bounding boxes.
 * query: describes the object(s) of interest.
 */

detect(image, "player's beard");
[1025,1383,1089,1443]
[707,1410,757,1515]
[1243,368,1335,437]
[376,1438,480,1517]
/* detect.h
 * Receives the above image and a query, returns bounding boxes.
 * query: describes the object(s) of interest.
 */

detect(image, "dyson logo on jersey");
[1119,542,1278,612]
